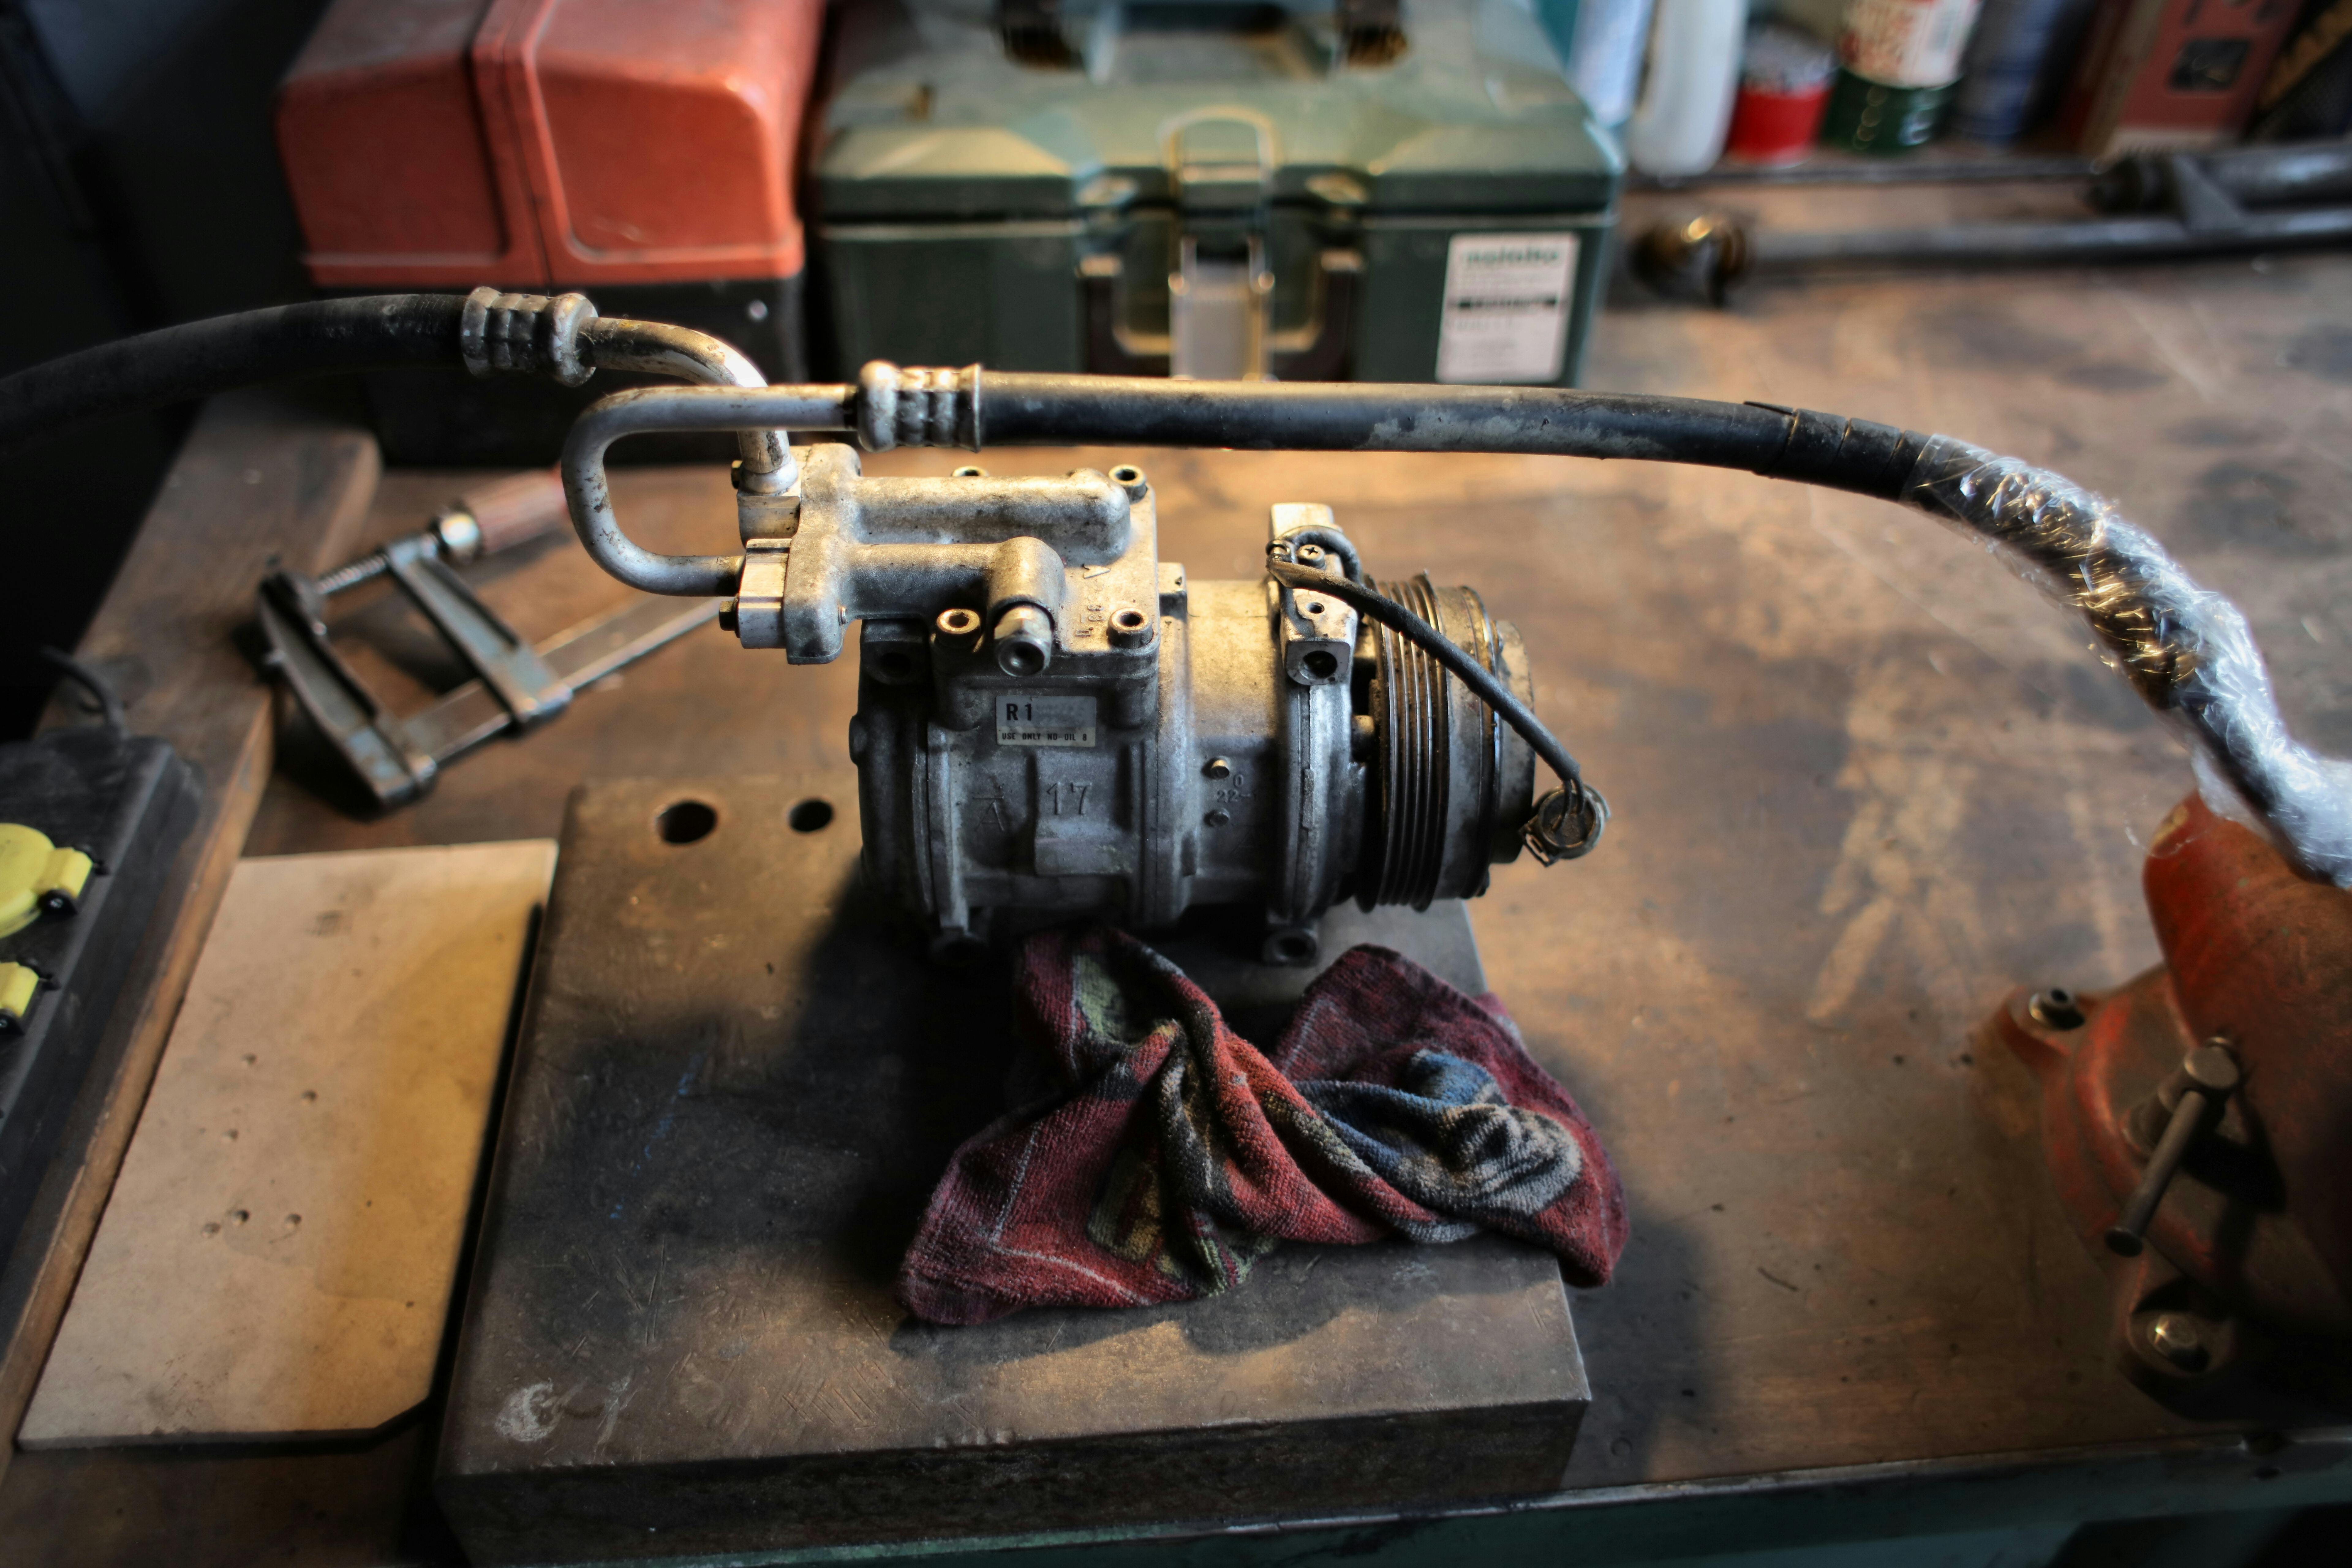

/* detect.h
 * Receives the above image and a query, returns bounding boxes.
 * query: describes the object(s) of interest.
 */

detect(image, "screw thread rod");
[315,551,391,597]
[2107,1089,2210,1257]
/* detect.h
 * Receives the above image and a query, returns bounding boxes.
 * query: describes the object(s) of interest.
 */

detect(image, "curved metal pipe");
[578,317,797,489]
[560,384,852,597]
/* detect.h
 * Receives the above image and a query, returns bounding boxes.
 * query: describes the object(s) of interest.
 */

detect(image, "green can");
[1819,67,1958,153]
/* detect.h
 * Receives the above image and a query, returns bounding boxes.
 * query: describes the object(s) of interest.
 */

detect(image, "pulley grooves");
[1358,574,1524,910]
[1364,574,1451,909]
[1461,583,1503,898]
[1404,576,1450,910]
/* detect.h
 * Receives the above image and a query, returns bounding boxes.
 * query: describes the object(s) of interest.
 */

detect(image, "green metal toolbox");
[812,0,1623,385]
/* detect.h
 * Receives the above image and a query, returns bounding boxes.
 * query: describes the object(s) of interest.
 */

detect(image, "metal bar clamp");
[254,469,719,810]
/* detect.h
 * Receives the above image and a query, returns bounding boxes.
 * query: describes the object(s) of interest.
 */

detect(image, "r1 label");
[997,695,1097,748]
[1435,232,1578,385]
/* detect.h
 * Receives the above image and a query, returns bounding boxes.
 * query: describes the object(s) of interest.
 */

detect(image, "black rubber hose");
[0,293,473,460]
[975,374,1935,502]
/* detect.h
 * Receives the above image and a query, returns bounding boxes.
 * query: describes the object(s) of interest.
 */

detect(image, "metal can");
[1838,0,1985,87]
[1726,23,1837,165]
[1824,0,1985,152]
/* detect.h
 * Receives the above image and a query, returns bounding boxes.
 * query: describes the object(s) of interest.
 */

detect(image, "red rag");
[896,926,1628,1325]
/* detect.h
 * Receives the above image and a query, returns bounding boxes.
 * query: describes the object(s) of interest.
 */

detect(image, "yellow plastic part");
[46,846,92,905]
[0,823,92,938]
[0,962,35,1030]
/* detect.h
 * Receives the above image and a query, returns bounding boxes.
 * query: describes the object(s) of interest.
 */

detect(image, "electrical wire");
[1266,554,1606,863]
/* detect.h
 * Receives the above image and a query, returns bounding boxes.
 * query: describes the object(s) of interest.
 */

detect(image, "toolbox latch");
[1081,109,1357,381]
[1168,113,1273,216]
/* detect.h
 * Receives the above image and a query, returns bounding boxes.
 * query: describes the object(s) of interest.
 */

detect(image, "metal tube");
[2201,141,2352,207]
[1749,207,2352,269]
[1633,156,2094,192]
[559,385,852,597]
[579,317,800,488]
[2092,140,2352,213]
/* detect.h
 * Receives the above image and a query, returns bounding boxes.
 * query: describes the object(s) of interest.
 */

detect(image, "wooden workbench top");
[9,241,2352,1563]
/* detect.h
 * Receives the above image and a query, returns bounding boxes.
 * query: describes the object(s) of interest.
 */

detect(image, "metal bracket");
[378,534,570,729]
[1082,247,1361,379]
[257,516,718,809]
[2165,153,2252,235]
[258,571,441,806]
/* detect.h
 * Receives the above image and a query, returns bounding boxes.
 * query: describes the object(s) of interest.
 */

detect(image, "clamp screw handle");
[2106,1042,2240,1257]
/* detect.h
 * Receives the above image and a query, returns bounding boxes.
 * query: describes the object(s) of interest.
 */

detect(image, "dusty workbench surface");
[10,245,2352,1561]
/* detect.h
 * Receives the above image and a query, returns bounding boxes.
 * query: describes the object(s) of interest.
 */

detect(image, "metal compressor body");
[768,445,1536,961]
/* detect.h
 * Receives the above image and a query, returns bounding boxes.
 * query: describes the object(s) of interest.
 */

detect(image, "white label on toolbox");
[996,695,1097,748]
[1435,232,1579,385]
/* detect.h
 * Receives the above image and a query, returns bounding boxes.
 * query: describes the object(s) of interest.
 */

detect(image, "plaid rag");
[897,926,1628,1325]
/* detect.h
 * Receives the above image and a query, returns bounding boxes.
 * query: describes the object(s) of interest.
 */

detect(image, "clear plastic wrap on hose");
[1900,435,2352,888]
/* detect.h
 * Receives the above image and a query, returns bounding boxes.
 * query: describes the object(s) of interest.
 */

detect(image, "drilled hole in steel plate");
[656,800,718,845]
[1302,650,1339,680]
[788,799,835,834]
[1304,600,1326,615]
[1113,609,1147,631]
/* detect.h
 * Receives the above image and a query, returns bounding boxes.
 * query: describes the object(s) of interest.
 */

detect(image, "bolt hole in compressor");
[1268,932,1316,964]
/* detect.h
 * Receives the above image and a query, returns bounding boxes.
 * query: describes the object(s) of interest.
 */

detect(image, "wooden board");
[0,390,377,1485]
[19,841,553,1446]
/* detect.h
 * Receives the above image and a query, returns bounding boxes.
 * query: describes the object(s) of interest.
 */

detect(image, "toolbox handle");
[997,1,1406,69]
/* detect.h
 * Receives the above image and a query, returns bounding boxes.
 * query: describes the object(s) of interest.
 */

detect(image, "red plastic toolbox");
[277,0,823,460]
